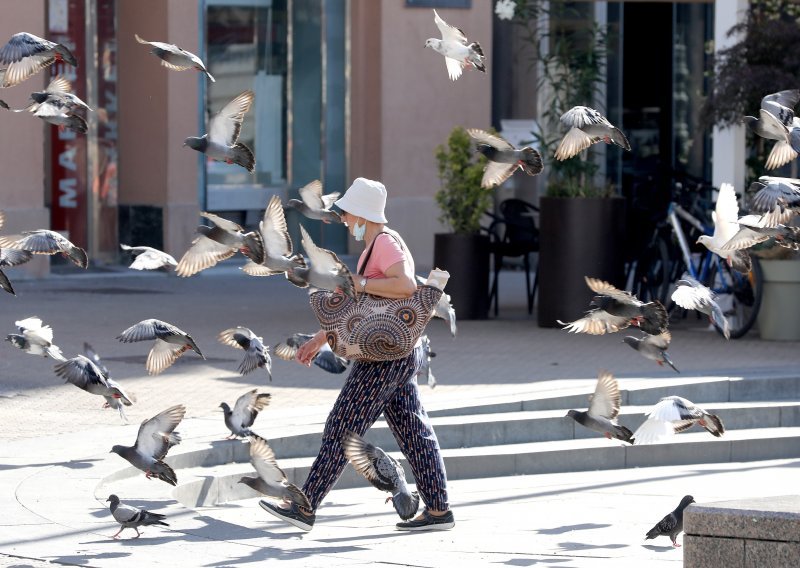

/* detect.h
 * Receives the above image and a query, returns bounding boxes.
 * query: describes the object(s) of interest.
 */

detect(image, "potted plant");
[433,126,493,320]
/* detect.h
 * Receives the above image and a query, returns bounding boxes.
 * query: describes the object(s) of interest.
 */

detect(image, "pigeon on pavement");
[554,106,630,161]
[424,9,485,81]
[467,128,543,189]
[623,331,679,373]
[273,332,349,374]
[6,316,66,361]
[238,434,311,509]
[633,396,725,445]
[120,244,177,271]
[743,89,800,170]
[645,495,696,547]
[117,319,204,375]
[0,247,32,295]
[184,90,255,172]
[417,334,437,389]
[565,370,634,444]
[342,430,420,520]
[417,275,457,337]
[220,389,271,439]
[110,404,186,486]
[135,33,214,82]
[696,183,752,274]
[290,225,356,299]
[671,278,730,340]
[286,180,342,224]
[0,32,78,88]
[0,230,87,268]
[54,355,135,423]
[218,327,272,380]
[176,212,264,277]
[107,494,169,539]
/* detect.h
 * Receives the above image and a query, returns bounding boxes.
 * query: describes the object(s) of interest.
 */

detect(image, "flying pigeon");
[0,100,7,109]
[746,176,800,226]
[6,316,66,361]
[220,389,271,439]
[623,331,679,373]
[696,183,751,274]
[671,278,730,340]
[645,495,696,547]
[107,494,169,539]
[417,334,437,389]
[558,276,668,336]
[184,90,255,172]
[0,230,87,268]
[466,128,543,189]
[238,435,311,509]
[720,217,800,252]
[417,275,457,337]
[27,96,87,133]
[290,225,356,299]
[83,342,112,382]
[0,32,78,88]
[17,75,91,114]
[424,9,485,81]
[633,396,725,445]
[286,180,342,224]
[54,355,135,423]
[565,370,634,444]
[273,332,349,374]
[342,430,420,520]
[134,33,214,82]
[743,89,800,170]
[240,195,307,286]
[120,244,177,271]
[110,404,186,486]
[117,319,205,375]
[0,247,33,295]
[176,212,264,277]
[218,327,272,380]
[554,106,630,161]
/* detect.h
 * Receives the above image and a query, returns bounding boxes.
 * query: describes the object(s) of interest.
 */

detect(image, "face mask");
[353,219,366,241]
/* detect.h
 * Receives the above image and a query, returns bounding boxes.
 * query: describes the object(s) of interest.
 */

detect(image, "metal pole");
[85,0,99,261]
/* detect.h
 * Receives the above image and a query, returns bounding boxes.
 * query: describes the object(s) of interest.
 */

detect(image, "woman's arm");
[357,259,417,299]
[295,329,327,367]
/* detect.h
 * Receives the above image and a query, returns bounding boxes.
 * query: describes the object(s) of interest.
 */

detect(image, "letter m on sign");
[59,178,78,208]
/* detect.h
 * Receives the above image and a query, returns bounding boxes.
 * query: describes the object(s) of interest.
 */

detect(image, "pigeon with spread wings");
[6,316,65,361]
[0,32,77,88]
[743,89,800,170]
[0,247,32,295]
[554,106,630,161]
[54,355,135,423]
[633,396,724,445]
[623,331,679,373]
[424,9,485,81]
[565,371,634,444]
[120,244,177,271]
[220,389,271,439]
[176,212,264,277]
[671,278,730,340]
[218,327,272,380]
[240,435,311,509]
[0,230,87,268]
[117,319,204,375]
[287,180,342,224]
[184,90,255,172]
[274,332,349,374]
[290,225,356,299]
[467,128,543,189]
[696,183,751,274]
[135,33,214,82]
[241,195,306,285]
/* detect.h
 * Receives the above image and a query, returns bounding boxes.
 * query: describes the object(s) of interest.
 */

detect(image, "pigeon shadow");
[0,458,102,471]
[45,552,131,565]
[185,515,283,541]
[493,559,571,566]
[203,544,365,566]
[315,531,410,543]
[642,544,679,552]
[557,541,628,551]
[534,523,611,535]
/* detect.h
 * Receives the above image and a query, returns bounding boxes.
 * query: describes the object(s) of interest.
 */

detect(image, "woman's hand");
[296,330,327,367]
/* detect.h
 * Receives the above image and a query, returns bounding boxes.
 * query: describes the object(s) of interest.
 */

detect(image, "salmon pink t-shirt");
[357,232,413,279]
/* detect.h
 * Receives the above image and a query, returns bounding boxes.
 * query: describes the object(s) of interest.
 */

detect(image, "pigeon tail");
[0,270,14,295]
[645,525,663,540]
[662,352,680,374]
[66,245,88,268]
[286,483,312,511]
[392,490,420,521]
[609,127,631,151]
[638,301,668,335]
[701,413,725,437]
[230,142,255,173]
[519,147,543,176]
[0,99,8,110]
[65,114,88,134]
[467,42,485,73]
[728,250,752,274]
[612,424,635,445]
[152,461,178,486]
[203,69,215,83]
[765,140,798,170]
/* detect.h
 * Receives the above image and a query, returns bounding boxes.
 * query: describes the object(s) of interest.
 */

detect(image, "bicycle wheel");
[707,256,763,339]
[633,236,673,304]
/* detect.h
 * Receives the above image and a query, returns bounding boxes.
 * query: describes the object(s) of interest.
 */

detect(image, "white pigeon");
[632,396,725,445]
[554,106,630,161]
[417,275,457,337]
[135,33,215,82]
[424,9,485,81]
[671,278,730,340]
[6,316,66,361]
[120,244,177,271]
[696,183,752,274]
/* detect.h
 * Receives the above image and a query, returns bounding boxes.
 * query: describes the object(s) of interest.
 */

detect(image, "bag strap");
[358,230,389,276]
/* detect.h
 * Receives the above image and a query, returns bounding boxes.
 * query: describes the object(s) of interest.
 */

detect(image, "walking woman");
[260,177,453,531]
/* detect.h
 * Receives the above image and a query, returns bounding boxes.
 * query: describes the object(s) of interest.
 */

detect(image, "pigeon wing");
[558,310,630,335]
[433,9,468,44]
[0,248,32,267]
[300,225,354,289]
[762,89,800,115]
[671,280,714,312]
[0,34,56,87]
[218,327,254,350]
[146,339,186,375]
[130,249,176,270]
[298,180,326,210]
[117,319,162,342]
[175,234,236,277]
[8,230,67,254]
[467,128,515,150]
[480,161,520,189]
[134,405,185,459]
[260,195,293,257]
[208,90,254,146]
[45,75,72,95]
[643,330,671,350]
[444,56,465,81]
[585,276,641,306]
[232,390,271,430]
[554,127,595,160]
[587,370,621,420]
[54,355,109,392]
[559,106,612,129]
[342,431,398,492]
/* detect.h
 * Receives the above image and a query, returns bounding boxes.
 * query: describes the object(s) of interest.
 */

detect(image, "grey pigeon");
[218,327,272,379]
[720,217,800,252]
[696,183,752,274]
[117,319,204,375]
[184,90,255,172]
[559,277,667,336]
[645,495,695,547]
[241,195,307,285]
[0,32,77,88]
[746,176,800,226]
[238,434,311,509]
[120,244,177,271]
[286,180,342,224]
[467,128,542,189]
[176,212,264,277]
[417,275,457,337]
[6,316,65,361]
[20,75,91,114]
[54,355,134,423]
[565,370,634,444]
[135,33,214,82]
[554,106,630,161]
[107,494,169,539]
[0,99,7,109]
[0,230,87,268]
[0,247,32,295]
[110,404,186,485]
[623,331,679,373]
[290,225,356,299]
[342,430,420,520]
[27,96,87,133]
[743,89,800,169]
[220,389,271,439]
[671,278,730,340]
[416,334,437,389]
[424,9,485,81]
[633,396,724,445]
[273,332,349,374]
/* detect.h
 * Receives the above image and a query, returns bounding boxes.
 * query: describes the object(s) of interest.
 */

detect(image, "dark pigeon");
[623,331,679,373]
[107,494,169,539]
[467,128,543,189]
[218,327,272,379]
[645,495,695,547]
[273,332,349,374]
[220,389,271,439]
[565,370,634,444]
[238,435,311,509]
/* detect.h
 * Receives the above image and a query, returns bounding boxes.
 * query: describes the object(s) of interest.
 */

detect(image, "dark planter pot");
[433,233,490,320]
[537,196,626,328]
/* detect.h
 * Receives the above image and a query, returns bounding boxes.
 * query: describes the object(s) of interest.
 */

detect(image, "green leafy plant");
[435,126,492,234]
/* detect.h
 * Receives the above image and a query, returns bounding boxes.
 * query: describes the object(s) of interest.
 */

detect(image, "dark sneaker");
[259,500,315,531]
[396,509,455,531]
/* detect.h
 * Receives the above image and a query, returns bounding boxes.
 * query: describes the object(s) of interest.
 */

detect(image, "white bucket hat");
[334,178,388,223]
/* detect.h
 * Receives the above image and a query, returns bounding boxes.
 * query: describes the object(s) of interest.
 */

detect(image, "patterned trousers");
[302,345,449,513]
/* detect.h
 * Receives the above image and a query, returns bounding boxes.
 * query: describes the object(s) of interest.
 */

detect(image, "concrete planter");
[757,259,800,341]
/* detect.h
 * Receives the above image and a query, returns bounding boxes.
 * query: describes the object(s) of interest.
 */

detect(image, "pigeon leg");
[133,527,141,538]
[672,540,681,548]
[145,470,152,479]
[112,527,124,539]
[698,419,707,427]
[102,402,110,408]
[385,496,393,504]
[604,432,612,440]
